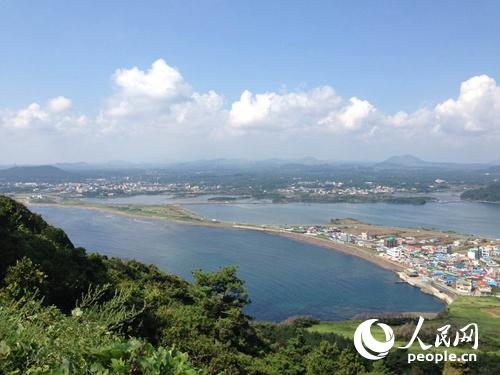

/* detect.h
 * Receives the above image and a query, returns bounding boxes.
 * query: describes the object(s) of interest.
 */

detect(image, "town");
[284,222,500,300]
[1,177,431,204]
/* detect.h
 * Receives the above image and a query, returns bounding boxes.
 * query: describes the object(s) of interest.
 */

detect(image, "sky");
[1,0,500,164]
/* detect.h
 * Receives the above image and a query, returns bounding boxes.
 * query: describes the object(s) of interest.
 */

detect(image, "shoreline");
[26,200,453,306]
[267,231,453,305]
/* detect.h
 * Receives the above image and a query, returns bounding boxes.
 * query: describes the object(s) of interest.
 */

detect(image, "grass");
[436,296,500,353]
[308,320,407,348]
[43,198,207,224]
[109,204,204,222]
[308,296,500,355]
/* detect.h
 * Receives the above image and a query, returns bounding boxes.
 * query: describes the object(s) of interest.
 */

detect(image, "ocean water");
[185,199,500,239]
[83,192,500,238]
[31,206,444,321]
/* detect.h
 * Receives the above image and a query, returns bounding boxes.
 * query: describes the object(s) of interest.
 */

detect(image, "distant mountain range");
[1,155,499,178]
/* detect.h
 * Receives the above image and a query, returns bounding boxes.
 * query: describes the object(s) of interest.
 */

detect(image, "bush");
[0,288,201,374]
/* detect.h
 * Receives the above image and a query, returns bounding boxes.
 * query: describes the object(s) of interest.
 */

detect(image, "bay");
[186,200,500,239]
[31,206,444,322]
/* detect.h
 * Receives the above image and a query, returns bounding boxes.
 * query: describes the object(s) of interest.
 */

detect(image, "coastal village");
[284,221,500,301]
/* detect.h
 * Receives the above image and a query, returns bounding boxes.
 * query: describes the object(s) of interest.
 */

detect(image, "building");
[384,236,398,248]
[456,279,472,295]
[467,249,479,260]
[386,247,402,258]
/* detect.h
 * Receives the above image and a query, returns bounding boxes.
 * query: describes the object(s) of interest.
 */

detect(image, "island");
[461,182,500,203]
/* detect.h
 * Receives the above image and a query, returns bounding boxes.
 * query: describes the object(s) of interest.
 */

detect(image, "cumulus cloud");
[99,59,224,135]
[433,75,500,134]
[0,97,86,133]
[8,103,48,129]
[228,75,500,138]
[228,87,342,132]
[319,97,377,133]
[2,58,500,162]
[228,87,381,136]
[48,96,72,113]
[113,59,190,99]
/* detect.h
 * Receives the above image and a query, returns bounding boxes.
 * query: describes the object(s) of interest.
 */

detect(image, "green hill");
[0,165,76,181]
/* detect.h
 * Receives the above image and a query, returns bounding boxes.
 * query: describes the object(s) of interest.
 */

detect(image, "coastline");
[26,200,453,306]
[257,231,454,305]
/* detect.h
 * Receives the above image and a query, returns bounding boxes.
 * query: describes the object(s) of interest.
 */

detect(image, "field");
[106,204,205,223]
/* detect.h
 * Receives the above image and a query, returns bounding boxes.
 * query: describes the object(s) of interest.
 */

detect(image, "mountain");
[0,195,201,372]
[376,154,488,170]
[0,165,76,181]
[377,154,431,168]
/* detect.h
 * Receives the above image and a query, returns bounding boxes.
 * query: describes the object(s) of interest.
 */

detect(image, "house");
[386,247,402,258]
[455,279,472,295]
[467,249,479,260]
[477,280,492,296]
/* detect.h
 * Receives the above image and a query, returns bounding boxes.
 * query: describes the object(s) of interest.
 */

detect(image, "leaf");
[0,340,11,359]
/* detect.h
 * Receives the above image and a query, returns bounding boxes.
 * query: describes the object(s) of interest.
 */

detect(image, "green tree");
[336,349,366,375]
[193,266,249,316]
[305,340,340,375]
[3,257,47,299]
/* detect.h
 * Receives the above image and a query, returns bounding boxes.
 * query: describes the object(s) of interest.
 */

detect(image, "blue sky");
[1,1,500,163]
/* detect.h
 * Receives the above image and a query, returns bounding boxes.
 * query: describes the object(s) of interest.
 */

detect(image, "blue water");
[186,200,500,239]
[82,192,500,238]
[31,206,444,321]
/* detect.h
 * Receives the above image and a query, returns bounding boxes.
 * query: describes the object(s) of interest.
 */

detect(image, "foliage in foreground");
[0,288,200,374]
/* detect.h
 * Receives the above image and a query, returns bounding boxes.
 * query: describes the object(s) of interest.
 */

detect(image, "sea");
[32,204,447,321]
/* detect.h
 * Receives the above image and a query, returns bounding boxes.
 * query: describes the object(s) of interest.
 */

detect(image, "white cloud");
[113,58,190,99]
[99,59,225,136]
[319,97,376,133]
[433,75,500,133]
[9,103,48,129]
[48,96,72,113]
[227,87,381,136]
[1,97,86,134]
[229,86,343,131]
[2,58,500,162]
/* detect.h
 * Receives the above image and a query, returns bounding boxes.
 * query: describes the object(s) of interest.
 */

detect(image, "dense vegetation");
[1,195,498,374]
[272,194,431,205]
[461,183,500,202]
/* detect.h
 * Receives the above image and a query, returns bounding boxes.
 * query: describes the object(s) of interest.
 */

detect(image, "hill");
[376,154,487,170]
[461,182,500,202]
[379,154,429,167]
[0,165,76,181]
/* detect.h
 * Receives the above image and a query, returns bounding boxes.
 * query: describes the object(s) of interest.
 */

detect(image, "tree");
[193,266,249,317]
[305,340,340,375]
[336,349,366,375]
[3,257,47,299]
